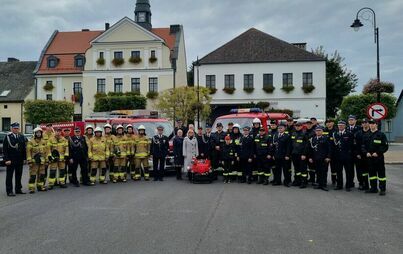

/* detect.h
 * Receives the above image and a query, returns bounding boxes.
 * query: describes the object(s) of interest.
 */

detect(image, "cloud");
[0,0,402,94]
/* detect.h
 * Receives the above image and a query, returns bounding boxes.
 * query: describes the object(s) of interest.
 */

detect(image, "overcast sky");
[1,0,402,95]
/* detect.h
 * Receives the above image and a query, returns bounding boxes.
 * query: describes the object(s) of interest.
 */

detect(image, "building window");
[263,73,273,88]
[73,82,81,95]
[46,94,53,101]
[302,72,313,87]
[224,74,235,89]
[74,55,85,68]
[131,78,140,93]
[47,56,58,68]
[150,50,156,58]
[97,79,106,93]
[2,117,11,132]
[114,51,123,59]
[244,74,254,89]
[282,73,293,87]
[3,105,7,109]
[131,51,140,58]
[206,75,216,89]
[99,52,104,59]
[114,78,123,93]
[149,77,158,92]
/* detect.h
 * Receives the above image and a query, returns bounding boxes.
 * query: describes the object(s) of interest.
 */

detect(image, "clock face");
[138,12,146,22]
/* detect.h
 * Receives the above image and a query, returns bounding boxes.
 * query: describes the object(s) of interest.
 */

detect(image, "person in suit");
[150,126,169,181]
[3,122,27,196]
[272,124,292,187]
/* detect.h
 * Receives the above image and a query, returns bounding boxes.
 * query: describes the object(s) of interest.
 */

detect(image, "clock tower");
[135,0,152,30]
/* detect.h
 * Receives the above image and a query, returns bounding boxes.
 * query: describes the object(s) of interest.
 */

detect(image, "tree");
[340,93,397,120]
[363,79,395,94]
[24,100,74,124]
[155,86,212,124]
[94,93,147,112]
[313,46,358,117]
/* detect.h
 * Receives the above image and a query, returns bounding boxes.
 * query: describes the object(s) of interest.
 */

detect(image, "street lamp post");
[351,7,381,128]
[196,57,200,129]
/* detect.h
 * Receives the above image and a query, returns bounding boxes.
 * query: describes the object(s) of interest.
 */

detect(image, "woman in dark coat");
[173,129,185,180]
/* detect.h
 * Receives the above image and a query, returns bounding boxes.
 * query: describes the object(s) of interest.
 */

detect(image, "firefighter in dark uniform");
[305,120,317,185]
[254,127,273,185]
[290,122,309,188]
[251,118,261,138]
[324,118,338,185]
[203,124,214,160]
[226,122,234,136]
[221,135,237,183]
[285,117,295,135]
[333,121,354,191]
[69,128,91,186]
[237,126,254,184]
[3,122,27,196]
[347,115,363,189]
[355,119,371,190]
[272,124,292,187]
[196,127,207,159]
[308,126,332,191]
[211,122,226,171]
[362,119,389,195]
[231,124,242,181]
[150,125,170,181]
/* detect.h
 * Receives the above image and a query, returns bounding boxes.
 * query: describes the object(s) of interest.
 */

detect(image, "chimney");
[7,57,19,62]
[105,23,110,30]
[170,24,180,34]
[81,29,90,32]
[292,43,307,50]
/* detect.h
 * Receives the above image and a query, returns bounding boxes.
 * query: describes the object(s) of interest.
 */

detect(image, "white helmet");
[116,125,124,130]
[104,124,112,129]
[126,124,133,130]
[94,127,103,133]
[138,125,146,131]
[85,125,94,130]
[33,127,43,133]
[233,124,241,129]
[252,118,261,124]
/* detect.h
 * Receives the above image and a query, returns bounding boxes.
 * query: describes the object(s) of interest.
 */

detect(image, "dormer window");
[74,54,85,68]
[47,55,59,68]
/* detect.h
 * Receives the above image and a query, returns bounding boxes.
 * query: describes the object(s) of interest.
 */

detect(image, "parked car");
[0,132,7,167]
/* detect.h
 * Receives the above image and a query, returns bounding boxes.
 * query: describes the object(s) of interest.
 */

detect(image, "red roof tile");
[152,28,176,50]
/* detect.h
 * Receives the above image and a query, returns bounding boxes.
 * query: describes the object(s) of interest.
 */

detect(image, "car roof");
[217,113,268,119]
[110,118,169,123]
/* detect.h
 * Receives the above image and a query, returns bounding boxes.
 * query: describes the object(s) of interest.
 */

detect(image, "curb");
[386,162,403,165]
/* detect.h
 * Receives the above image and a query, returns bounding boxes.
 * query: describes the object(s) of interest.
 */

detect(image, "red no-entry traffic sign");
[367,103,388,120]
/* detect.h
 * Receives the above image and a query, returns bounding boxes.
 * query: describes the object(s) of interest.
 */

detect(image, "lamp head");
[351,18,363,31]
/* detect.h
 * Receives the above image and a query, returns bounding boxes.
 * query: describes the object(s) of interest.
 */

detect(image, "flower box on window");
[263,86,275,93]
[43,83,54,91]
[129,56,142,64]
[223,87,236,94]
[281,85,295,93]
[112,58,124,67]
[208,88,217,94]
[149,57,158,63]
[302,85,316,94]
[96,58,105,65]
[146,91,159,99]
[243,87,254,93]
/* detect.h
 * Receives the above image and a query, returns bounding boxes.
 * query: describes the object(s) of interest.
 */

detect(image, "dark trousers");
[307,159,316,183]
[292,154,307,184]
[368,156,386,191]
[314,159,328,188]
[69,158,89,184]
[360,156,369,189]
[153,157,165,180]
[211,150,222,169]
[351,156,362,187]
[223,160,233,178]
[274,158,291,184]
[335,157,354,188]
[239,158,252,179]
[329,157,337,184]
[6,163,23,194]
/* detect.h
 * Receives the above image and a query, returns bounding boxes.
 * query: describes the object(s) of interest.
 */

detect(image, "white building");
[196,28,326,120]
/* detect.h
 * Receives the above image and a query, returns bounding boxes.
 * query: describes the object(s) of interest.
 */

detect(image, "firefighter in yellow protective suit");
[88,127,110,185]
[113,125,128,183]
[27,127,49,193]
[134,125,151,181]
[104,124,115,182]
[48,128,69,189]
[125,124,137,180]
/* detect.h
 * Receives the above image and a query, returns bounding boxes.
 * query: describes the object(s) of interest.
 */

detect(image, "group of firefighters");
[191,115,388,195]
[3,114,389,196]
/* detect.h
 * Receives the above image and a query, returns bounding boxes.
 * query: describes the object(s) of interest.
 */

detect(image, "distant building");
[196,28,326,120]
[34,0,187,120]
[0,59,36,132]
[383,89,403,142]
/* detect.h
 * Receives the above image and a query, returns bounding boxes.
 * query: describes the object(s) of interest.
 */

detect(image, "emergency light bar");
[230,108,263,114]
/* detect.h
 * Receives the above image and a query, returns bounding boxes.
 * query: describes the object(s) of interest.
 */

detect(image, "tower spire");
[134,0,152,30]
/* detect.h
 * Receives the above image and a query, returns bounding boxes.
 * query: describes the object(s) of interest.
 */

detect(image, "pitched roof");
[0,61,37,102]
[199,28,325,65]
[36,30,103,75]
[397,89,403,107]
[151,28,176,50]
